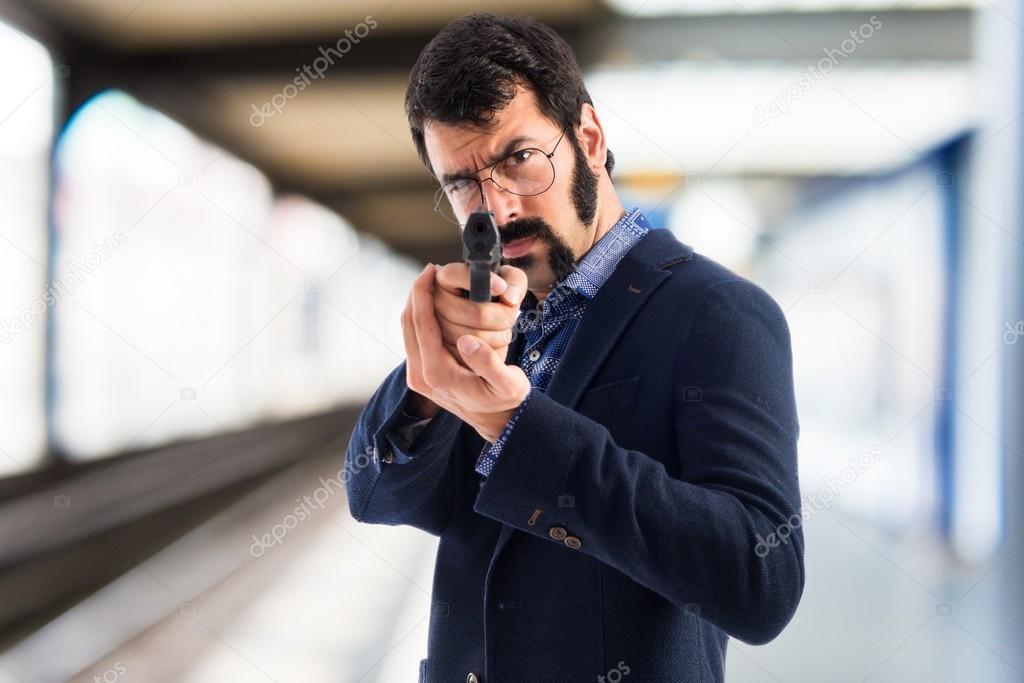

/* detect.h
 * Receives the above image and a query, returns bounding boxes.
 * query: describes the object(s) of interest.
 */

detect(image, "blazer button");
[548,526,567,541]
[564,535,582,550]
[467,674,480,683]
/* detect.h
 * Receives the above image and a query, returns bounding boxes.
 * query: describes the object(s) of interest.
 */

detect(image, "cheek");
[522,192,550,214]
[527,184,568,220]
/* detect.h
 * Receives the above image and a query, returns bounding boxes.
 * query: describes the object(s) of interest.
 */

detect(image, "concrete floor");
[0,445,1020,682]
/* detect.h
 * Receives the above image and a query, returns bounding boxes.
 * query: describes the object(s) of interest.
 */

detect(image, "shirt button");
[548,526,567,541]
[564,535,582,550]
[467,674,480,683]
[528,349,541,361]
[381,447,393,464]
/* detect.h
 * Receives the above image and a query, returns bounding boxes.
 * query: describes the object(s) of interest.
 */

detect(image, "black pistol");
[462,209,502,303]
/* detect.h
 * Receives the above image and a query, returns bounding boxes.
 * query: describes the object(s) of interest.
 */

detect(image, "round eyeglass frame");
[432,125,570,226]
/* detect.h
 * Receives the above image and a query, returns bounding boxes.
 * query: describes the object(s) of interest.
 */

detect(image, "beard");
[569,133,599,227]
[499,215,577,289]
[499,134,600,288]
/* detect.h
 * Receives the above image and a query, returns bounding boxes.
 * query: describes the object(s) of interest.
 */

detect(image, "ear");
[576,103,608,174]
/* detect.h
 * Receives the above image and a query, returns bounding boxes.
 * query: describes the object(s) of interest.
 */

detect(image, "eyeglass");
[433,125,569,226]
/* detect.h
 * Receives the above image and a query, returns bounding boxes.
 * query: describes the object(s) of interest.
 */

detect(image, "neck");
[532,171,626,301]
[586,191,627,256]
[533,186,627,304]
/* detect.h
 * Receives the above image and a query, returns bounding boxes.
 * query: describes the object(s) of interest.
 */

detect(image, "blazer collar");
[505,227,694,409]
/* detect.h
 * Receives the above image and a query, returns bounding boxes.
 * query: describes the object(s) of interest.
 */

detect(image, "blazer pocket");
[577,375,640,426]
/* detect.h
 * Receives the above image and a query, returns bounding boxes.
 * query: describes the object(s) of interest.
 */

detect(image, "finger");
[498,265,528,307]
[411,261,472,389]
[455,334,529,409]
[401,267,431,394]
[435,262,512,299]
[433,263,468,295]
[445,340,485,373]
[435,287,513,332]
[436,318,513,351]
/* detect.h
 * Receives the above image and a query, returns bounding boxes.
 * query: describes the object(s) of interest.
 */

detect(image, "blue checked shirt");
[473,207,651,477]
[388,208,652,472]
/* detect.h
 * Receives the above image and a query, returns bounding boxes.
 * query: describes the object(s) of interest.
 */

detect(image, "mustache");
[499,216,552,245]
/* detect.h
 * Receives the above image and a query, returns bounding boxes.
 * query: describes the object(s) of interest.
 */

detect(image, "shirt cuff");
[474,387,535,477]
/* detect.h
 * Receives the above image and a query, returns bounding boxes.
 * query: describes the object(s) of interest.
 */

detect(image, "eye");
[504,149,533,167]
[445,178,476,197]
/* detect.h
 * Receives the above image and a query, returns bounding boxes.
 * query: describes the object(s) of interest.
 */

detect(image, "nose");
[479,179,519,227]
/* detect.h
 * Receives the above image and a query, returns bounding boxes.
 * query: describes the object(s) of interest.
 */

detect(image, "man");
[345,13,803,682]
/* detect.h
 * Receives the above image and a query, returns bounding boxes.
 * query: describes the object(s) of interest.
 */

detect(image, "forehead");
[423,87,548,179]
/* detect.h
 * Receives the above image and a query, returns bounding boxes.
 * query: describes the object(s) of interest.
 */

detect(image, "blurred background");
[0,0,1020,681]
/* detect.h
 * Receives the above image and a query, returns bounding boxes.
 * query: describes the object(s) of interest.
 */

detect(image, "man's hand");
[433,262,527,367]
[401,263,531,443]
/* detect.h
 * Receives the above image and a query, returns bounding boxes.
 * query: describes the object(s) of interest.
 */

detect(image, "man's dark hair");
[404,12,615,182]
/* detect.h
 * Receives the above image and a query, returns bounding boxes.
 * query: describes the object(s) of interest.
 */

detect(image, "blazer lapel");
[544,228,691,409]
[488,228,693,559]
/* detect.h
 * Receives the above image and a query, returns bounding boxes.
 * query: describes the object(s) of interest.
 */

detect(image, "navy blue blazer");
[345,227,804,682]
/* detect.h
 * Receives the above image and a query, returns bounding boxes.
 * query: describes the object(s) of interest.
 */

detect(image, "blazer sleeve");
[345,360,465,537]
[472,278,804,645]
[392,410,435,450]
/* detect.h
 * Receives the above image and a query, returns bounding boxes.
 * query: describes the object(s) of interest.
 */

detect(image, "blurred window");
[0,21,54,475]
[52,90,417,460]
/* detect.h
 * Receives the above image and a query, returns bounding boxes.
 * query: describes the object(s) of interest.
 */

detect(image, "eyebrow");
[438,135,535,186]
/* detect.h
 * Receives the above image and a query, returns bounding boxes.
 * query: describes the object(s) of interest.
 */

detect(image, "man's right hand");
[400,262,528,419]
[432,262,527,364]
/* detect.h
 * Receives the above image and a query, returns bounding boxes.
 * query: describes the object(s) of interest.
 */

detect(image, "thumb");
[457,334,508,387]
